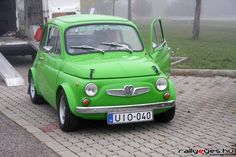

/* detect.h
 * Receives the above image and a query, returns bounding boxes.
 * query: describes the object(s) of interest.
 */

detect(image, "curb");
[171,57,188,66]
[0,105,78,157]
[171,69,236,78]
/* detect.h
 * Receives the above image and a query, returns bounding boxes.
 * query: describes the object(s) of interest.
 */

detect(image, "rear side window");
[54,33,61,54]
[47,27,61,54]
[40,25,61,54]
[47,27,59,48]
[39,26,48,48]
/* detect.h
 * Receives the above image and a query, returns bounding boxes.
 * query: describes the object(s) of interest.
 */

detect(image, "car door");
[37,25,63,106]
[36,25,49,99]
[149,18,171,76]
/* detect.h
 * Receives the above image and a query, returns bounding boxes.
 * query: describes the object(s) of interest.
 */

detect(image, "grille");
[106,87,150,97]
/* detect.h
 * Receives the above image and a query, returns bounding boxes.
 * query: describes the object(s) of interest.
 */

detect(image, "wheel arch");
[56,83,78,115]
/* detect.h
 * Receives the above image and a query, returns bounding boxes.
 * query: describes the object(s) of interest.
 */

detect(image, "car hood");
[63,53,158,79]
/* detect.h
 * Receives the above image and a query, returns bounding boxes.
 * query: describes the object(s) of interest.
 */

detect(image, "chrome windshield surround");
[106,85,150,97]
[76,100,175,114]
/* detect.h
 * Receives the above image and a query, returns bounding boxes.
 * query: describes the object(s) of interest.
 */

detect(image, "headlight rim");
[156,78,168,91]
[85,83,98,97]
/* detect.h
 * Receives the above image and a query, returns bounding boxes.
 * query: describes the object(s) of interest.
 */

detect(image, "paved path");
[0,112,59,157]
[0,56,235,156]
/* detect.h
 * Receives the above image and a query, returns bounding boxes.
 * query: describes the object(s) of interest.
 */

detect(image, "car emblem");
[124,85,134,96]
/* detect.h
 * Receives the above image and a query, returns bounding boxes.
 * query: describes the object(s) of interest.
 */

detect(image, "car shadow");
[71,119,164,134]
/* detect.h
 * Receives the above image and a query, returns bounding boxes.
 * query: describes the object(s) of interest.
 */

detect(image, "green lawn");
[136,20,236,69]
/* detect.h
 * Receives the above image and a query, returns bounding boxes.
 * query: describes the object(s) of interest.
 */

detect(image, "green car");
[28,15,176,132]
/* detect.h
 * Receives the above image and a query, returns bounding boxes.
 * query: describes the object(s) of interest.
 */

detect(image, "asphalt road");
[0,112,59,157]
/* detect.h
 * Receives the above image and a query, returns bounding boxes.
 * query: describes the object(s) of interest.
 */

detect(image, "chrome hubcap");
[30,78,36,98]
[59,95,66,125]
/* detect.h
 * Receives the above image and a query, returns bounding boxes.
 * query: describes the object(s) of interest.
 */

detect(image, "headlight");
[85,83,98,96]
[156,78,168,91]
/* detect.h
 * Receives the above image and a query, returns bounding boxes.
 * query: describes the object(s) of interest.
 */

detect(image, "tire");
[28,73,44,104]
[155,106,175,123]
[58,91,82,132]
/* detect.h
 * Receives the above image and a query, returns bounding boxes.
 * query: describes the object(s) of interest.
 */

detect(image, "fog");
[81,0,236,20]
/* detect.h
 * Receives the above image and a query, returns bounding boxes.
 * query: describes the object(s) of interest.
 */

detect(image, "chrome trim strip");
[106,86,150,97]
[76,100,175,114]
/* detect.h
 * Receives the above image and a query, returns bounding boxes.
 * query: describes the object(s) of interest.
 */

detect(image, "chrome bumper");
[76,100,175,114]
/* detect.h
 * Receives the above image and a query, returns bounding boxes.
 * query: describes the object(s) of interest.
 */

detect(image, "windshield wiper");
[100,42,133,53]
[70,45,104,54]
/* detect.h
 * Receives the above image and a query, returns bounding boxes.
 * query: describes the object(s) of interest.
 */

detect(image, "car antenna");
[90,69,95,79]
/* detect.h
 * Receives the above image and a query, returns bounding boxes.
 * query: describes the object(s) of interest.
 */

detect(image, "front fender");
[168,79,176,101]
[58,82,78,115]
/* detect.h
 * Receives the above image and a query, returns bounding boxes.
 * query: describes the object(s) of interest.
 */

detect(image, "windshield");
[66,24,143,54]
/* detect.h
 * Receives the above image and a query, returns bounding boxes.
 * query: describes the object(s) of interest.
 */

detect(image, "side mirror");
[43,46,53,53]
[34,26,43,42]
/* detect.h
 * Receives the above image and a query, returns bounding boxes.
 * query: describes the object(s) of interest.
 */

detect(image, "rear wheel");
[155,106,175,123]
[28,73,44,104]
[58,91,82,132]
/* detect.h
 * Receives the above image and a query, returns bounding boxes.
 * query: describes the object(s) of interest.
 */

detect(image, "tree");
[192,0,202,40]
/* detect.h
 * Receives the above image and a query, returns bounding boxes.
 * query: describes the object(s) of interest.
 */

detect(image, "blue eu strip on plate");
[107,113,114,124]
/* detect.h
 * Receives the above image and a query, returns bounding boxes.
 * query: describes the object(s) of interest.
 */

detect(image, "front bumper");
[76,100,175,114]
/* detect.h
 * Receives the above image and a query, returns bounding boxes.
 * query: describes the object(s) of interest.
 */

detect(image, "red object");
[34,26,43,41]
[164,92,170,100]
[82,98,90,106]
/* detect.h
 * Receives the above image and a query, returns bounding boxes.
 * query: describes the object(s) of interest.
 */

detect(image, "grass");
[136,20,236,69]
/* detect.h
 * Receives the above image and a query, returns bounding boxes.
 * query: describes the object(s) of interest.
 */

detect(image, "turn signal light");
[82,98,90,106]
[164,92,170,100]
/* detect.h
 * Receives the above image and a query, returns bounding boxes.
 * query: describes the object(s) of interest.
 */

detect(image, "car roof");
[50,14,130,25]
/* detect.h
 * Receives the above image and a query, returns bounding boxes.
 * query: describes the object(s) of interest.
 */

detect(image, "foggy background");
[81,0,236,69]
[81,0,236,20]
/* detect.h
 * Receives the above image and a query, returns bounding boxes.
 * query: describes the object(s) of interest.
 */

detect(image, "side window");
[47,27,58,48]
[46,27,61,54]
[55,34,61,54]
[39,26,48,48]
[152,21,164,49]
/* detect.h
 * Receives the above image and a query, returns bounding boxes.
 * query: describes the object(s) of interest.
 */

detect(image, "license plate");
[107,111,153,125]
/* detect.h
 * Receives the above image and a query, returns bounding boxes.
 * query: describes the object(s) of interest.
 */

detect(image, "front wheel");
[155,106,175,123]
[28,73,44,104]
[58,91,82,132]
